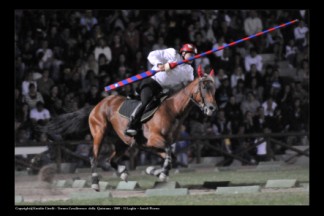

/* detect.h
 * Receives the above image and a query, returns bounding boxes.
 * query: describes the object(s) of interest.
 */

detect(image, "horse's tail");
[36,105,94,137]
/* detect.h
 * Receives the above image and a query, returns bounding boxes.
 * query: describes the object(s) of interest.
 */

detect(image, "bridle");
[186,75,214,112]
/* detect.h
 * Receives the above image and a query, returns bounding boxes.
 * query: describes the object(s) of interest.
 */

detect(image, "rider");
[124,43,198,136]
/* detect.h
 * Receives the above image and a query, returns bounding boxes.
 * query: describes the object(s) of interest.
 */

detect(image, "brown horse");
[37,70,217,191]
[88,71,217,191]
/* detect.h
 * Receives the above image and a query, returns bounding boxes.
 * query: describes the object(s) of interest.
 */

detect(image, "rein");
[185,78,205,111]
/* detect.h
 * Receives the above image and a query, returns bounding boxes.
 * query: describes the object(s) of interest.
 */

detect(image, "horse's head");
[191,68,217,116]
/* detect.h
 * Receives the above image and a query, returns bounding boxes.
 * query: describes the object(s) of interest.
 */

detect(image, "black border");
[10,4,318,215]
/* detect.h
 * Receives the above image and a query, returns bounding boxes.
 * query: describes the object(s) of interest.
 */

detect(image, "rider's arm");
[148,48,177,70]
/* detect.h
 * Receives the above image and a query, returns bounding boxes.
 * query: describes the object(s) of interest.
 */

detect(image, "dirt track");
[15,166,309,203]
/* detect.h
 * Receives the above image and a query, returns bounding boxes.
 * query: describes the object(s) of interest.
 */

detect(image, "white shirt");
[262,101,277,117]
[231,73,245,88]
[244,17,263,35]
[22,81,37,96]
[255,138,267,155]
[285,45,298,58]
[36,48,53,62]
[94,46,112,63]
[244,54,263,72]
[30,108,51,121]
[148,48,194,91]
[212,42,227,57]
[294,26,309,40]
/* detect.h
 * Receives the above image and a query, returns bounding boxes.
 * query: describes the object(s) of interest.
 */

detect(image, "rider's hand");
[164,63,171,71]
[157,63,172,72]
[157,63,165,71]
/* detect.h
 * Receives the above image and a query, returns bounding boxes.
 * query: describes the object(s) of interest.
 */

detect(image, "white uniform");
[148,48,194,91]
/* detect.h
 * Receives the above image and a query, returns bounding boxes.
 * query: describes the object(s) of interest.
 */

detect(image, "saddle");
[118,90,169,123]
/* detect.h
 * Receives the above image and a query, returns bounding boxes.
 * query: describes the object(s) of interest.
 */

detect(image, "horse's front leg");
[158,146,172,181]
[145,146,172,182]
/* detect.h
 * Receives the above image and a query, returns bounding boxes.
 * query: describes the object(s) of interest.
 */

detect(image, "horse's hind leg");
[109,140,129,181]
[89,131,105,191]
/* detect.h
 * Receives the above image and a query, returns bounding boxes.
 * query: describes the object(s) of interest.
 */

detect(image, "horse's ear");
[197,64,204,77]
[209,69,215,77]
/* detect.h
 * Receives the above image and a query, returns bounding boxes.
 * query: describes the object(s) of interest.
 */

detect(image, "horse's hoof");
[158,172,168,182]
[120,172,128,182]
[145,166,155,175]
[91,184,100,192]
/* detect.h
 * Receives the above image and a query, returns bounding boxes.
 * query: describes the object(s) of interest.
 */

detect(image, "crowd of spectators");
[15,10,309,166]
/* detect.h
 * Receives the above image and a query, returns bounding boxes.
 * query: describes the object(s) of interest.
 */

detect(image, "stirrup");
[125,128,137,136]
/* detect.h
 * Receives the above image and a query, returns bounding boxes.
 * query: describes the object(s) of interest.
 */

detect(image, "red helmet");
[179,43,197,55]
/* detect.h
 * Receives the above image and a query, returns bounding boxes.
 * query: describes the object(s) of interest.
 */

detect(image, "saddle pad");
[118,99,141,119]
[118,95,168,123]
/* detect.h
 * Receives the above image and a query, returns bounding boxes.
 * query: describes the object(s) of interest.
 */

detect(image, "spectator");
[255,127,271,163]
[36,40,53,70]
[215,77,232,108]
[295,60,309,88]
[248,77,264,102]
[30,101,51,126]
[15,103,31,131]
[218,48,233,73]
[94,37,112,64]
[80,53,99,79]
[243,110,255,134]
[21,72,37,96]
[174,125,190,168]
[267,70,283,101]
[230,66,245,88]
[23,83,44,109]
[285,39,298,68]
[110,53,130,78]
[289,98,305,131]
[49,98,65,117]
[74,134,92,168]
[85,85,102,106]
[265,24,284,60]
[152,36,167,51]
[294,20,309,52]
[253,106,271,133]
[244,10,263,36]
[110,34,129,65]
[15,56,27,84]
[214,68,228,90]
[37,69,54,97]
[244,10,263,51]
[240,91,260,116]
[224,95,243,123]
[131,50,147,75]
[82,70,99,94]
[211,108,233,166]
[124,22,140,57]
[262,96,277,117]
[279,84,294,107]
[262,64,274,96]
[232,79,245,104]
[232,124,256,165]
[244,48,263,72]
[293,81,308,103]
[80,10,98,32]
[245,64,263,88]
[212,35,227,69]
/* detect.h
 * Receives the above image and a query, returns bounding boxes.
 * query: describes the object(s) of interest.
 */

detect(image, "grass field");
[21,191,308,205]
[17,166,309,205]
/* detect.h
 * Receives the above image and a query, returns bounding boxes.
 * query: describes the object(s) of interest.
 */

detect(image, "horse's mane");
[168,74,213,99]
